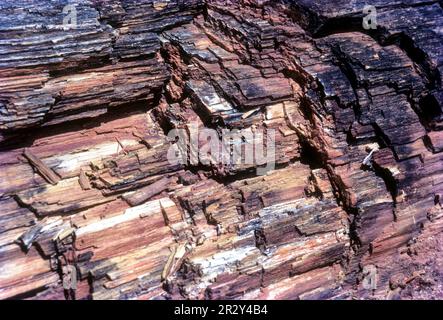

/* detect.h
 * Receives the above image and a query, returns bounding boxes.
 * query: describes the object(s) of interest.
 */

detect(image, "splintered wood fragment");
[241,107,260,119]
[79,168,91,190]
[160,198,182,225]
[161,243,188,281]
[17,224,44,250]
[161,246,177,281]
[362,150,375,167]
[123,177,171,206]
[23,148,61,185]
[362,145,379,167]
[115,137,128,155]
[17,217,49,250]
[153,1,168,11]
[53,227,75,241]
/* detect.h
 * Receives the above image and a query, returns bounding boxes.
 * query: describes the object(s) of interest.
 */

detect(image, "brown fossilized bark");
[0,0,442,300]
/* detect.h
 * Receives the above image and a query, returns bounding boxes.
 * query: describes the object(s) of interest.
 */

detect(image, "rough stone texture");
[0,0,442,300]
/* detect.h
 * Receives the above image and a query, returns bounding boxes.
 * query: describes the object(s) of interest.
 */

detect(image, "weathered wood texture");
[0,0,442,300]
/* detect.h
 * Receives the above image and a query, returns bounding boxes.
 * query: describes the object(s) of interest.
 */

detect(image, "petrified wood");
[0,0,442,300]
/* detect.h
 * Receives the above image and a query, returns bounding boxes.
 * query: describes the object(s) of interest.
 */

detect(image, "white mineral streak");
[76,197,174,236]
[46,139,139,173]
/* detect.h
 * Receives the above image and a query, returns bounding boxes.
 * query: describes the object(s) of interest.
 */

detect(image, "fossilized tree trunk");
[0,0,442,300]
